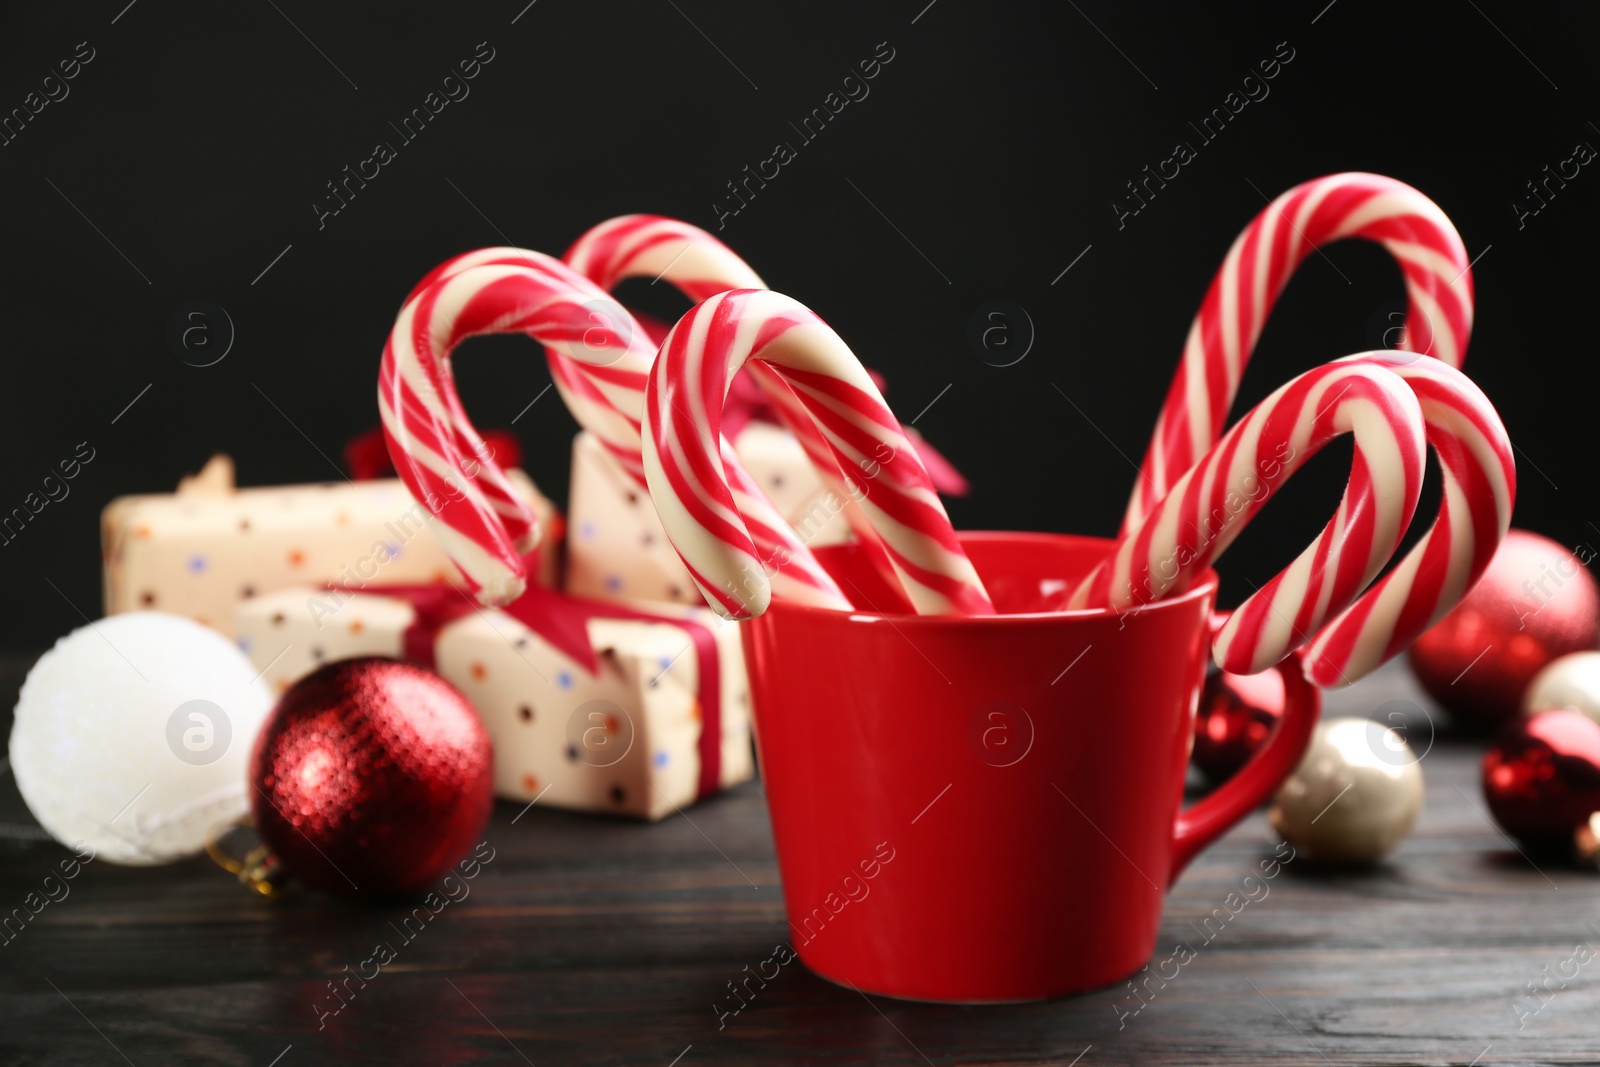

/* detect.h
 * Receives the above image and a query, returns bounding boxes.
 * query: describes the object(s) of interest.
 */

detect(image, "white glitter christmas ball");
[9,612,273,864]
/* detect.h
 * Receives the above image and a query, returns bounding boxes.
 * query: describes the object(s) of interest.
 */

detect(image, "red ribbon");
[344,426,524,482]
[346,572,725,800]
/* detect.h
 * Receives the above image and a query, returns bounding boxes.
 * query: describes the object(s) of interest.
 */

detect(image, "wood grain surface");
[0,655,1593,1067]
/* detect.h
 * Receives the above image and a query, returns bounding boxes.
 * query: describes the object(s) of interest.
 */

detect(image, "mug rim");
[765,529,1220,626]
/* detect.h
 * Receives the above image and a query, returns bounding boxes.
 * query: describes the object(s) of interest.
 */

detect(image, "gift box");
[234,583,753,819]
[102,455,559,636]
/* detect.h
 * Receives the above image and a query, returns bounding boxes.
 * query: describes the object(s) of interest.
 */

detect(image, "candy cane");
[381,261,618,603]
[565,216,919,607]
[1300,351,1514,686]
[380,255,847,608]
[565,214,767,301]
[1067,360,1429,678]
[1126,173,1474,530]
[642,289,993,619]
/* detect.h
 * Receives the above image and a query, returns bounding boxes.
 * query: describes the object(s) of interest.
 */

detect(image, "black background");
[0,0,1595,649]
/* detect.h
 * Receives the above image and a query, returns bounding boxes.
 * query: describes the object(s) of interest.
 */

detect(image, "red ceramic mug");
[744,531,1319,1003]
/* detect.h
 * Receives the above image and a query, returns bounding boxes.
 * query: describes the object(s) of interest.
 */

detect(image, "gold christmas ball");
[1523,651,1600,725]
[1268,718,1423,864]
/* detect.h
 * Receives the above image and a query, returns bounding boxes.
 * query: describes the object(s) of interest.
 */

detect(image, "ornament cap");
[205,820,288,898]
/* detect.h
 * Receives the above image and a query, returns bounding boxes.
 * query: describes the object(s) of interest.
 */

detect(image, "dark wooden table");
[1,654,1595,1067]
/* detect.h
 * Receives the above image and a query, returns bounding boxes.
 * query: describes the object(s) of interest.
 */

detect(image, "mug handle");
[1168,641,1321,885]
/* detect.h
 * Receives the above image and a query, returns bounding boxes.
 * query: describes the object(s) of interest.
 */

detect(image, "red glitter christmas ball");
[249,658,494,895]
[1408,530,1599,731]
[1483,709,1600,856]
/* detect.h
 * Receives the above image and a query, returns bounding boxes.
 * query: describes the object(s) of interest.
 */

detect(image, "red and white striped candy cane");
[563,218,851,518]
[1125,173,1474,530]
[565,214,766,301]
[381,260,621,603]
[1068,360,1430,677]
[642,289,994,619]
[565,216,919,608]
[380,255,847,608]
[1298,351,1514,686]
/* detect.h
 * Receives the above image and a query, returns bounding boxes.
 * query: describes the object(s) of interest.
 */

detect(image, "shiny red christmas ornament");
[249,658,494,895]
[1408,530,1600,731]
[1192,669,1284,783]
[1483,709,1600,856]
